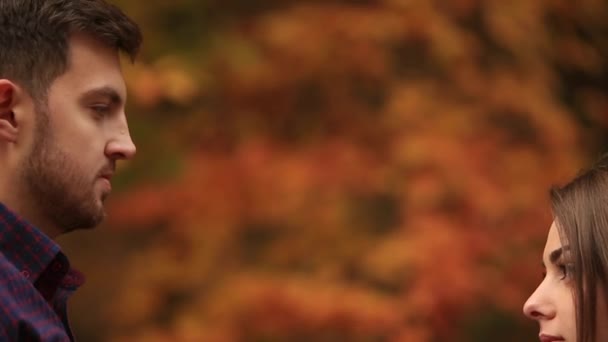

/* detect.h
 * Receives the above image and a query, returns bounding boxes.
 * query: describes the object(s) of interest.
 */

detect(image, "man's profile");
[0,0,142,340]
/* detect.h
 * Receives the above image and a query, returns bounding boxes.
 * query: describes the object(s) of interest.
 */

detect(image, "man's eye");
[91,105,110,116]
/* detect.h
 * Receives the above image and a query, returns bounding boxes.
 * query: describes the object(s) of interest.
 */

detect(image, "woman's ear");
[0,80,20,143]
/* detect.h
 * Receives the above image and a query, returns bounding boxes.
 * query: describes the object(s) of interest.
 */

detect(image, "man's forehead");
[48,34,126,95]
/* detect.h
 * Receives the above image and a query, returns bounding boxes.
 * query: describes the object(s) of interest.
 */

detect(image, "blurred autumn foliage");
[58,0,608,341]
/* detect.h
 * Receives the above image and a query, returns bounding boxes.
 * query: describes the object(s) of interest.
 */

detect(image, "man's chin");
[63,215,105,233]
[87,207,106,229]
[58,202,106,232]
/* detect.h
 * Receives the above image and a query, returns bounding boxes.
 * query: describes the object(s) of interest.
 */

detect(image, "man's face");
[21,33,136,234]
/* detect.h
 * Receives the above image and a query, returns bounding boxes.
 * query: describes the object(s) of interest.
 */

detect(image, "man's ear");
[0,80,20,143]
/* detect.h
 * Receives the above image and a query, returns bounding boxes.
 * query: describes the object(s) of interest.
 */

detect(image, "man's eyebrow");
[80,86,123,105]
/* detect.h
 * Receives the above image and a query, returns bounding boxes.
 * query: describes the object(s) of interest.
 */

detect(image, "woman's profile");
[524,154,608,341]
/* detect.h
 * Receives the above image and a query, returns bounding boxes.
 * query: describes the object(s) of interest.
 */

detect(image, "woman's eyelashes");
[540,261,574,281]
[557,261,574,280]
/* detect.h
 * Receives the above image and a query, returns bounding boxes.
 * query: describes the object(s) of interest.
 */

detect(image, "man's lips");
[540,334,565,342]
[98,169,114,191]
[98,166,115,181]
[99,173,113,180]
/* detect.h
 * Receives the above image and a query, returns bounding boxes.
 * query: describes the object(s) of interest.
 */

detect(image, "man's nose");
[105,126,136,160]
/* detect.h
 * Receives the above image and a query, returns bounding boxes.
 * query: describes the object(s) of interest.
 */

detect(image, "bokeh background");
[58,0,608,341]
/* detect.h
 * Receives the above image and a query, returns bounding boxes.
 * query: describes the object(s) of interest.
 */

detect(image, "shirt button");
[21,270,30,279]
[52,262,63,272]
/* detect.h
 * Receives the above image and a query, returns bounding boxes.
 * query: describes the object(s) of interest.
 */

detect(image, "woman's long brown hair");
[551,155,608,342]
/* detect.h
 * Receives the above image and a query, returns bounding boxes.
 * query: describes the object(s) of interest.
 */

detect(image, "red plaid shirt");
[0,203,85,341]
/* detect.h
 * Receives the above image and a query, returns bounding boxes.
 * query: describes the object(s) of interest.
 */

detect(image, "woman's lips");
[539,334,565,342]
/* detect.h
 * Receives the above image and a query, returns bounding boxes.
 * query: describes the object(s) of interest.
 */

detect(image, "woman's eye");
[558,263,574,280]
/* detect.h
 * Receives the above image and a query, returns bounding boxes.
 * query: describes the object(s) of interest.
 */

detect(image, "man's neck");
[0,192,62,239]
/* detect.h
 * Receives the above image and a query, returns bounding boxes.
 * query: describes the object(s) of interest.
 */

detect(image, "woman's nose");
[523,281,556,321]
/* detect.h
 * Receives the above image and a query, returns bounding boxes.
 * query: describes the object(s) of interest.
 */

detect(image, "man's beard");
[21,107,106,233]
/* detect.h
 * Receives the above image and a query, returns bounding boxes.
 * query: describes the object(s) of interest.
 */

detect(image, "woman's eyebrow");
[549,245,571,264]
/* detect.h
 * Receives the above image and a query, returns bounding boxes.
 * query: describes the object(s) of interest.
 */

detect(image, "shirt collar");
[0,202,62,283]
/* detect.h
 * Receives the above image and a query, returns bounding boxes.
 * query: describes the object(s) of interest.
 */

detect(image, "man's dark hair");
[0,0,142,100]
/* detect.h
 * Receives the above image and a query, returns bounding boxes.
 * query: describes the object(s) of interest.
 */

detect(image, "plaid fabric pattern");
[0,203,84,341]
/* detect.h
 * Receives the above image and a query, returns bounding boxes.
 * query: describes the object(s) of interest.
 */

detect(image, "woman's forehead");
[543,222,563,258]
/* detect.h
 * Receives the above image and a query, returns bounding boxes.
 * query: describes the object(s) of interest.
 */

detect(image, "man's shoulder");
[0,249,23,280]
[0,249,72,341]
[0,249,40,312]
[0,250,31,338]
[0,249,32,306]
[0,249,22,278]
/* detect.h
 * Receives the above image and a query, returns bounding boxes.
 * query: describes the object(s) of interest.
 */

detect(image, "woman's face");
[523,221,608,341]
[523,222,575,341]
